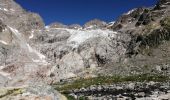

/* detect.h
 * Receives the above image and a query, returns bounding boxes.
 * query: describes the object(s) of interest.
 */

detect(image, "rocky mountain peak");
[158,0,170,5]
[154,0,170,10]
[0,0,23,13]
[68,24,82,29]
[84,19,107,29]
[47,22,68,28]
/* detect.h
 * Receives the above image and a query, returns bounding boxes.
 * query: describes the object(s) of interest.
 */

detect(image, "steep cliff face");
[126,0,170,56]
[100,0,170,76]
[0,0,44,37]
[0,0,46,65]
[0,0,64,99]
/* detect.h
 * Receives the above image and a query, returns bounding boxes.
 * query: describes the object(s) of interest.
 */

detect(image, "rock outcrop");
[84,19,107,29]
[0,84,64,100]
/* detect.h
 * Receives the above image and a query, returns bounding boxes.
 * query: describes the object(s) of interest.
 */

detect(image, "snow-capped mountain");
[0,0,170,99]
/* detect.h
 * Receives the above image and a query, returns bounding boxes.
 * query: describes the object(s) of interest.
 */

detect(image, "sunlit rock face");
[0,0,170,84]
[34,26,130,83]
[48,22,68,28]
[0,0,44,40]
[0,0,130,87]
[84,19,107,29]
[0,0,170,99]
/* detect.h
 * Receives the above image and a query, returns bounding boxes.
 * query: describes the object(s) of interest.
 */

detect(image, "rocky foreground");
[53,74,170,100]
[0,84,65,100]
[0,0,169,99]
[66,82,170,100]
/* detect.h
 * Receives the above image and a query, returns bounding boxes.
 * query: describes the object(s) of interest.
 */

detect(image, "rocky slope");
[105,0,170,76]
[0,0,170,99]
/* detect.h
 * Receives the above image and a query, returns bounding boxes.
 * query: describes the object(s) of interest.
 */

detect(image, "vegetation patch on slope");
[53,74,169,92]
[0,88,23,99]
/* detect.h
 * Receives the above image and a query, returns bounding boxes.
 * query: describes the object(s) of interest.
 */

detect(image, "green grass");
[64,94,75,100]
[0,88,23,98]
[53,74,169,92]
[64,94,88,100]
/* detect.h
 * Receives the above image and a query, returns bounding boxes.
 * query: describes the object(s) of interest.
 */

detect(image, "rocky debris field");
[0,84,66,100]
[65,82,170,100]
[54,74,169,100]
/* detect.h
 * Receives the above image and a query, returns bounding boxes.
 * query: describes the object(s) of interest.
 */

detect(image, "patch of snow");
[32,58,48,65]
[107,21,115,27]
[26,44,34,52]
[0,66,5,70]
[160,5,167,7]
[85,25,96,29]
[26,44,45,59]
[8,26,20,36]
[66,72,76,78]
[0,8,3,11]
[10,8,15,12]
[34,50,46,60]
[108,31,117,38]
[0,40,8,45]
[3,8,8,11]
[32,59,41,63]
[0,71,11,79]
[0,71,10,76]
[77,27,83,30]
[22,92,31,96]
[0,18,3,21]
[0,8,8,12]
[164,2,170,4]
[2,28,7,32]
[109,21,115,25]
[125,8,136,15]
[29,31,34,39]
[45,26,50,29]
[32,59,44,63]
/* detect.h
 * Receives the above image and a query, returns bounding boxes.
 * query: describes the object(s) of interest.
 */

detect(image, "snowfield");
[46,27,117,47]
[0,40,8,45]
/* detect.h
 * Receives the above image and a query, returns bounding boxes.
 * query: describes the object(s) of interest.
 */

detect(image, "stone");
[0,84,64,100]
[127,83,135,90]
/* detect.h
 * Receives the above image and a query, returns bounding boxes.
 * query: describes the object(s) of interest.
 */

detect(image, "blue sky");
[15,0,158,25]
